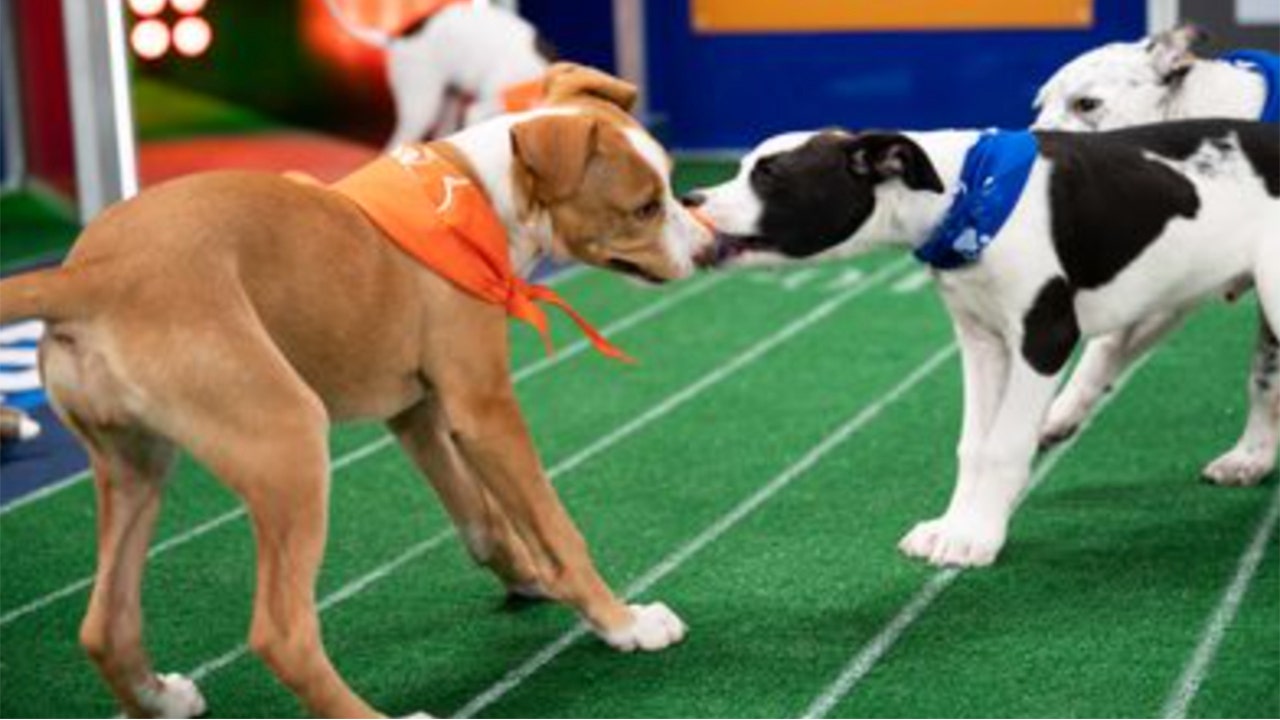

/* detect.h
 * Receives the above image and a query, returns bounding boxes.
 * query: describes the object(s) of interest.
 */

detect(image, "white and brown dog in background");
[0,65,708,718]
[323,0,556,149]
[1034,25,1279,484]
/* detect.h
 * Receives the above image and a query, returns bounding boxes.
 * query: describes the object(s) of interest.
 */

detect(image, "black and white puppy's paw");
[1202,445,1277,487]
[899,513,1007,568]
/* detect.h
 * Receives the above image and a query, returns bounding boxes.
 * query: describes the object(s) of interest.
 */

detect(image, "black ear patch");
[847,133,945,193]
[1022,276,1080,376]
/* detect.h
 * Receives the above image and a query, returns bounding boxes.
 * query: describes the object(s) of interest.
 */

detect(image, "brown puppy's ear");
[542,62,638,112]
[511,113,599,211]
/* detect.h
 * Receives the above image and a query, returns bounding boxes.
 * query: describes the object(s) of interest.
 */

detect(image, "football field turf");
[1,253,1276,718]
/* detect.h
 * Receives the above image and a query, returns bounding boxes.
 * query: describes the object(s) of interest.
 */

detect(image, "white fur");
[134,673,206,719]
[324,1,550,150]
[699,129,1280,567]
[593,602,687,652]
[1032,38,1267,131]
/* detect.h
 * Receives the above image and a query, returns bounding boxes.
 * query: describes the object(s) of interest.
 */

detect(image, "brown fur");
[0,64,705,718]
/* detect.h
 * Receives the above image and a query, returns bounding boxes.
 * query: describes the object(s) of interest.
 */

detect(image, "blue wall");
[520,0,616,73]
[645,0,1146,150]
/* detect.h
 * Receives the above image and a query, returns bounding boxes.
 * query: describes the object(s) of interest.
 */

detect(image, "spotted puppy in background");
[1033,25,1279,484]
[687,119,1279,567]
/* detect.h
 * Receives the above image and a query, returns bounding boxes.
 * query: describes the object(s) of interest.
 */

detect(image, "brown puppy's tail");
[0,266,98,324]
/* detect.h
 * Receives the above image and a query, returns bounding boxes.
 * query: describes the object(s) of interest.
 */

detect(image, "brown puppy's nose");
[679,192,706,208]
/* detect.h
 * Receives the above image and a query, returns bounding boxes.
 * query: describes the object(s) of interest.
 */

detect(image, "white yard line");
[178,258,911,687]
[890,269,932,294]
[0,271,715,630]
[801,355,1155,719]
[0,268,595,521]
[1159,484,1280,719]
[0,468,92,518]
[454,343,957,719]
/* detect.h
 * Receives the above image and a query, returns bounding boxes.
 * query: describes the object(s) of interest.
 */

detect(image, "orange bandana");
[325,145,632,362]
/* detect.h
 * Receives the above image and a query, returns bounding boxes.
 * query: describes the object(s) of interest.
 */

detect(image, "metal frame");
[61,0,138,222]
[1147,0,1180,32]
[0,0,25,193]
[613,0,647,119]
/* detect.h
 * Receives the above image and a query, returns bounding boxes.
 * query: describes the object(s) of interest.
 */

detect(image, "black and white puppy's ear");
[1148,23,1208,85]
[847,133,945,194]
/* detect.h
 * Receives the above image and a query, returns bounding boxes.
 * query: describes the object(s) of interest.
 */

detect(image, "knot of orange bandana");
[322,145,633,363]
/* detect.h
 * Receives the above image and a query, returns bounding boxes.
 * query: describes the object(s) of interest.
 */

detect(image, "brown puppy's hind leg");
[76,429,204,719]
[130,303,386,718]
[388,398,543,597]
[188,397,380,718]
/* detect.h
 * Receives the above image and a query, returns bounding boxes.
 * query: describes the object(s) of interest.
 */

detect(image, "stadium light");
[170,0,208,14]
[172,16,212,57]
[127,0,166,17]
[130,19,170,60]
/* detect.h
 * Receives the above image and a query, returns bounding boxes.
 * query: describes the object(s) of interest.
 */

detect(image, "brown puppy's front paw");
[593,602,687,652]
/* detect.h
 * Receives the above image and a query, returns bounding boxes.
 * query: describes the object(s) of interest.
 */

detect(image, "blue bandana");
[1220,49,1280,123]
[912,129,1038,270]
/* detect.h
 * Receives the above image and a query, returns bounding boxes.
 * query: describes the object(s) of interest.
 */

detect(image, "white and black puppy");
[1032,26,1279,481]
[323,0,555,149]
[688,120,1279,567]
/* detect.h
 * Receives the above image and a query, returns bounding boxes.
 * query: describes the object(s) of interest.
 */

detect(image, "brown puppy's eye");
[1072,96,1101,114]
[634,199,663,221]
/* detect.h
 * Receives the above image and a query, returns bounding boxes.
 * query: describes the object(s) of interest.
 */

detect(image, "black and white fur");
[688,120,1280,567]
[1034,25,1277,484]
[322,0,554,149]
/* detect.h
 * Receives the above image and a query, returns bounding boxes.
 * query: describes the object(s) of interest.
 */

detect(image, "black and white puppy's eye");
[754,157,779,177]
[1071,96,1102,114]
[634,199,663,221]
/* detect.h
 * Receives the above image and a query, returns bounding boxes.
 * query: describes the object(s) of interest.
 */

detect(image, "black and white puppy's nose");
[679,191,707,208]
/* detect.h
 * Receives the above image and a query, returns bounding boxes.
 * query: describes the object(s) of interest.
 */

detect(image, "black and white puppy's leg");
[1041,310,1187,447]
[1203,313,1279,485]
[906,351,1062,567]
[904,278,1078,567]
[900,313,1014,567]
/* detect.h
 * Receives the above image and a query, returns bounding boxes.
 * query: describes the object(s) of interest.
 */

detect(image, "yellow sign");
[691,0,1093,33]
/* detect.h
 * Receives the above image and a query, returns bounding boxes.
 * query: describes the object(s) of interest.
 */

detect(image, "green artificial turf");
[1,257,1274,718]
[133,77,284,142]
[0,190,80,272]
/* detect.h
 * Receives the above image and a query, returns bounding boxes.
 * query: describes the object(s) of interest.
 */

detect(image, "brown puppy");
[0,64,710,718]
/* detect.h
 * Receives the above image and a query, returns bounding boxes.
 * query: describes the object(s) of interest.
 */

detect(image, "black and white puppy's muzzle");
[680,192,768,268]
